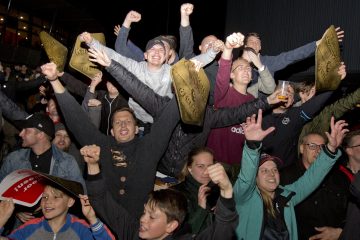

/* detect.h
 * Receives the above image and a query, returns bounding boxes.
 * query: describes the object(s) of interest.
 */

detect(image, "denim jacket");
[0,144,86,191]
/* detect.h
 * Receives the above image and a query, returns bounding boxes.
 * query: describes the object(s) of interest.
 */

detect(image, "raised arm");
[88,47,169,118]
[245,48,275,96]
[286,117,347,205]
[41,62,106,146]
[215,32,244,104]
[261,41,316,73]
[210,89,282,128]
[81,32,143,76]
[0,89,28,120]
[234,110,275,201]
[191,42,222,68]
[59,72,89,97]
[300,62,347,119]
[315,26,344,46]
[79,195,116,240]
[15,74,47,92]
[179,3,195,59]
[194,164,238,240]
[300,86,360,143]
[114,11,144,62]
[82,145,138,240]
[81,72,102,111]
[263,27,344,73]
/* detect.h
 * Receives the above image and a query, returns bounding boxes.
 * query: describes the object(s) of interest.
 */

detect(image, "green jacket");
[172,175,217,234]
[300,87,360,141]
[234,143,341,240]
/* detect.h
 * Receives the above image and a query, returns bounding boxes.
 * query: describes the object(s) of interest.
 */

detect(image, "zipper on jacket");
[105,94,117,135]
[53,233,57,240]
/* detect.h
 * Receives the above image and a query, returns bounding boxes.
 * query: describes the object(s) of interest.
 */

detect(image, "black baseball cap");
[16,113,55,138]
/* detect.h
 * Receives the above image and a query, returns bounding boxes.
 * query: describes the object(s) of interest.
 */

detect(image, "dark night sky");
[78,0,227,53]
[1,0,226,50]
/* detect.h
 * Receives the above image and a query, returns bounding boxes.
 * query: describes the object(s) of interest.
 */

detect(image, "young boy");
[0,173,115,240]
[81,144,238,240]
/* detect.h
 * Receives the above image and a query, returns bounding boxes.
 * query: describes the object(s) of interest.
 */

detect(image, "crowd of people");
[0,3,359,240]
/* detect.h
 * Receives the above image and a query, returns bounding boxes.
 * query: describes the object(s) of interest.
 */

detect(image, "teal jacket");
[234,143,341,240]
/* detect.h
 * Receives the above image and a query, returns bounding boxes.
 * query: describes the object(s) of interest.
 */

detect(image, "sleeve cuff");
[219,196,235,211]
[323,145,338,158]
[258,65,265,72]
[246,140,262,150]
[90,219,104,232]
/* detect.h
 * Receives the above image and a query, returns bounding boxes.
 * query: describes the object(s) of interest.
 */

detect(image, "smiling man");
[0,113,84,188]
[81,31,217,128]
[42,61,181,220]
[53,123,71,152]
[52,122,84,171]
[281,132,351,240]
[110,108,138,143]
[0,113,86,227]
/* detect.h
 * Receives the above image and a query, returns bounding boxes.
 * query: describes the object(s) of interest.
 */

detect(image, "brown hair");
[147,189,187,224]
[244,32,261,45]
[161,35,177,50]
[110,107,138,127]
[343,130,360,148]
[178,147,214,180]
[294,78,315,94]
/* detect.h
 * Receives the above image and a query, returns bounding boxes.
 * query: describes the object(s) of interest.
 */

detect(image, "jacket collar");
[43,214,72,233]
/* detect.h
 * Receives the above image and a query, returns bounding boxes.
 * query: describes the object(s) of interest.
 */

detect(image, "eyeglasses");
[348,144,360,148]
[231,64,252,72]
[304,143,324,151]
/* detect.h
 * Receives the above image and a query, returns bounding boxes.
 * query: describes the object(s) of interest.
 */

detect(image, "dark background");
[1,0,359,81]
[2,0,359,73]
[0,0,359,126]
[2,0,358,83]
[225,0,360,78]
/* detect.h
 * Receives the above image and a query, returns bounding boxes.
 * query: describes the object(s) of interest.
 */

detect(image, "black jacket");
[60,72,128,135]
[262,91,332,168]
[55,87,179,219]
[87,174,238,240]
[340,172,360,240]
[105,60,272,177]
[281,160,351,240]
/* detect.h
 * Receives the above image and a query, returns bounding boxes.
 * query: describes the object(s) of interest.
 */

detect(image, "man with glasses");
[260,62,346,167]
[281,132,351,240]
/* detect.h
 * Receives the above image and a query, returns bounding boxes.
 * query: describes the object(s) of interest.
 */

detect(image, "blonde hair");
[259,188,276,218]
[45,185,67,198]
